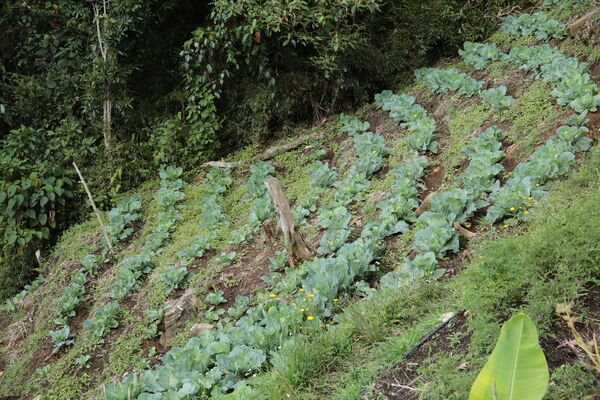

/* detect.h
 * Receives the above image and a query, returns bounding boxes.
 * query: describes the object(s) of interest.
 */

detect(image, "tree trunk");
[103,87,112,149]
[264,177,314,267]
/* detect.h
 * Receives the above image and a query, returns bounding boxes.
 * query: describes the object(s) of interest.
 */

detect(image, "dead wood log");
[202,131,325,169]
[567,8,600,37]
[264,177,314,268]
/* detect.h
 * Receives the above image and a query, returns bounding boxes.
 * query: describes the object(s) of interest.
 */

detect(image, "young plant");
[480,86,514,110]
[227,296,251,318]
[158,265,188,293]
[469,313,548,400]
[49,325,74,353]
[75,354,92,368]
[83,301,120,343]
[268,251,288,272]
[206,289,227,305]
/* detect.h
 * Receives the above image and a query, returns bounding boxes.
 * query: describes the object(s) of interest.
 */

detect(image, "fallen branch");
[202,131,325,169]
[73,162,113,253]
[454,222,476,239]
[567,8,600,37]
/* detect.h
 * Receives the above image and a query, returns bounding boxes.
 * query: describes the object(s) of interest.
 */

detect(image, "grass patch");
[500,80,562,158]
[438,104,492,183]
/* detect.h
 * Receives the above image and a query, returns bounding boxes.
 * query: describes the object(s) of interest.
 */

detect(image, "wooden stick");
[72,162,113,253]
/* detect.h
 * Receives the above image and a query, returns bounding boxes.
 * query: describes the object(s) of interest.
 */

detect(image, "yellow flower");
[298,288,304,292]
[479,255,484,259]
[528,197,533,200]
[307,316,314,321]
[308,293,314,297]
[333,298,339,302]
[503,224,509,228]
[269,294,276,298]
[303,298,308,302]
[300,308,305,312]
[527,204,532,207]
[524,211,529,214]
[291,303,297,306]
[536,184,540,187]
[510,207,515,211]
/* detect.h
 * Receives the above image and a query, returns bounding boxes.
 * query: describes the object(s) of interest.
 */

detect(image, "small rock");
[441,312,456,323]
[189,323,214,338]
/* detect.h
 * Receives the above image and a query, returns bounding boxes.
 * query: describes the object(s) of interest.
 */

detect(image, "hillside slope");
[1,2,600,399]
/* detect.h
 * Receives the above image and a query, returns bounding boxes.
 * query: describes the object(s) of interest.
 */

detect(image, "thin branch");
[73,162,113,253]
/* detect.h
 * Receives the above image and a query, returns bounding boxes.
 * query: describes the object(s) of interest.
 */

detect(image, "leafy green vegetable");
[480,86,514,110]
[227,296,251,318]
[459,41,502,70]
[415,68,483,96]
[501,12,565,40]
[75,354,92,368]
[159,266,189,293]
[49,325,74,353]
[83,301,120,344]
[338,114,370,136]
[206,290,227,305]
[268,251,288,272]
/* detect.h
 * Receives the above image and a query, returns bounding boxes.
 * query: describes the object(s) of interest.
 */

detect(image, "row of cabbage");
[315,117,392,255]
[158,167,234,295]
[48,193,142,353]
[501,11,566,40]
[380,124,507,289]
[414,67,515,110]
[147,168,235,331]
[486,111,591,223]
[374,90,439,152]
[103,115,440,398]
[458,36,600,113]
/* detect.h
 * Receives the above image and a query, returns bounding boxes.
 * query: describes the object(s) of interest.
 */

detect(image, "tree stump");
[264,177,314,267]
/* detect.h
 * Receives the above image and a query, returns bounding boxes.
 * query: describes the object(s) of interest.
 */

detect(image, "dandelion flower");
[510,207,515,211]
[307,316,314,321]
[303,298,308,302]
[298,289,305,292]
[269,294,276,298]
[291,303,297,306]
[300,308,305,312]
[503,224,509,228]
[333,298,339,302]
[479,255,484,259]
[308,294,314,297]
[524,211,529,214]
